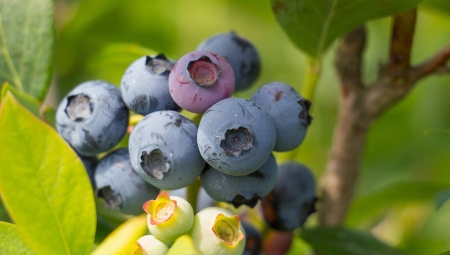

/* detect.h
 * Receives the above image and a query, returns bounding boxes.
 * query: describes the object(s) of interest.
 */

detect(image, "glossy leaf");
[0,222,36,255]
[0,0,54,100]
[270,0,423,58]
[301,226,408,255]
[0,93,96,255]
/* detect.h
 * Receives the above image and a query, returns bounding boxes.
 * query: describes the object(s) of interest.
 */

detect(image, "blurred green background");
[49,0,450,254]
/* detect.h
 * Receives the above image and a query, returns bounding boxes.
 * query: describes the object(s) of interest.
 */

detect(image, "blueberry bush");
[2,0,450,254]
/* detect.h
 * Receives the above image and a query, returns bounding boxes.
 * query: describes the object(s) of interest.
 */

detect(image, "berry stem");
[129,115,144,126]
[301,58,321,102]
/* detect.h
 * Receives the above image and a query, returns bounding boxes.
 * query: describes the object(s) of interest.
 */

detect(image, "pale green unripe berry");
[143,191,194,242]
[127,235,168,255]
[166,235,200,255]
[189,207,246,255]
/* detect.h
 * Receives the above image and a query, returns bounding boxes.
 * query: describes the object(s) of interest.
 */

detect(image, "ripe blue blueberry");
[197,31,261,91]
[169,187,215,213]
[78,153,97,189]
[200,154,277,208]
[129,110,205,190]
[251,82,312,152]
[120,54,179,115]
[262,161,317,231]
[94,148,160,215]
[56,80,129,156]
[241,222,262,255]
[168,51,235,113]
[197,97,276,176]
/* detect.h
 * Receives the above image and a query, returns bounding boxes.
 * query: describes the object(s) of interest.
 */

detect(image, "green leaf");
[42,105,56,128]
[87,43,158,86]
[301,226,408,255]
[423,0,450,15]
[270,0,423,58]
[347,180,447,226]
[0,200,11,222]
[0,222,36,255]
[1,82,41,118]
[435,248,450,255]
[434,189,450,210]
[0,93,96,255]
[0,0,54,100]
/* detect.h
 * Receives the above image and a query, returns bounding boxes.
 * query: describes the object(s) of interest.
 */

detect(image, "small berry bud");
[166,235,200,255]
[189,207,245,255]
[142,191,194,242]
[128,235,168,255]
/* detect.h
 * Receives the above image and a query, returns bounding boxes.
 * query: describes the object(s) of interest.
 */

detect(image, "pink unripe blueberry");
[168,51,235,113]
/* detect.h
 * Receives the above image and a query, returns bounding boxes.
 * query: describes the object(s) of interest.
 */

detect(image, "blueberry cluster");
[55,31,317,240]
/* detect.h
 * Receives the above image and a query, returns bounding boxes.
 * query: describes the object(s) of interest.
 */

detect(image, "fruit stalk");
[187,178,201,212]
[301,58,321,101]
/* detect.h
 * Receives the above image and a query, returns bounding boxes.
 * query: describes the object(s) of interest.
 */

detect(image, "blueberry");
[262,230,293,254]
[169,187,215,212]
[120,54,179,115]
[77,153,97,189]
[129,110,205,190]
[251,82,312,152]
[197,98,276,176]
[56,80,129,156]
[200,154,277,208]
[262,162,317,231]
[197,31,261,91]
[168,51,235,113]
[241,222,262,255]
[94,148,160,215]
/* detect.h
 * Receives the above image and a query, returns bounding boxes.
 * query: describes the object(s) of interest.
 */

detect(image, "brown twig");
[318,8,447,226]
[319,26,369,226]
[388,10,416,71]
[412,43,450,81]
